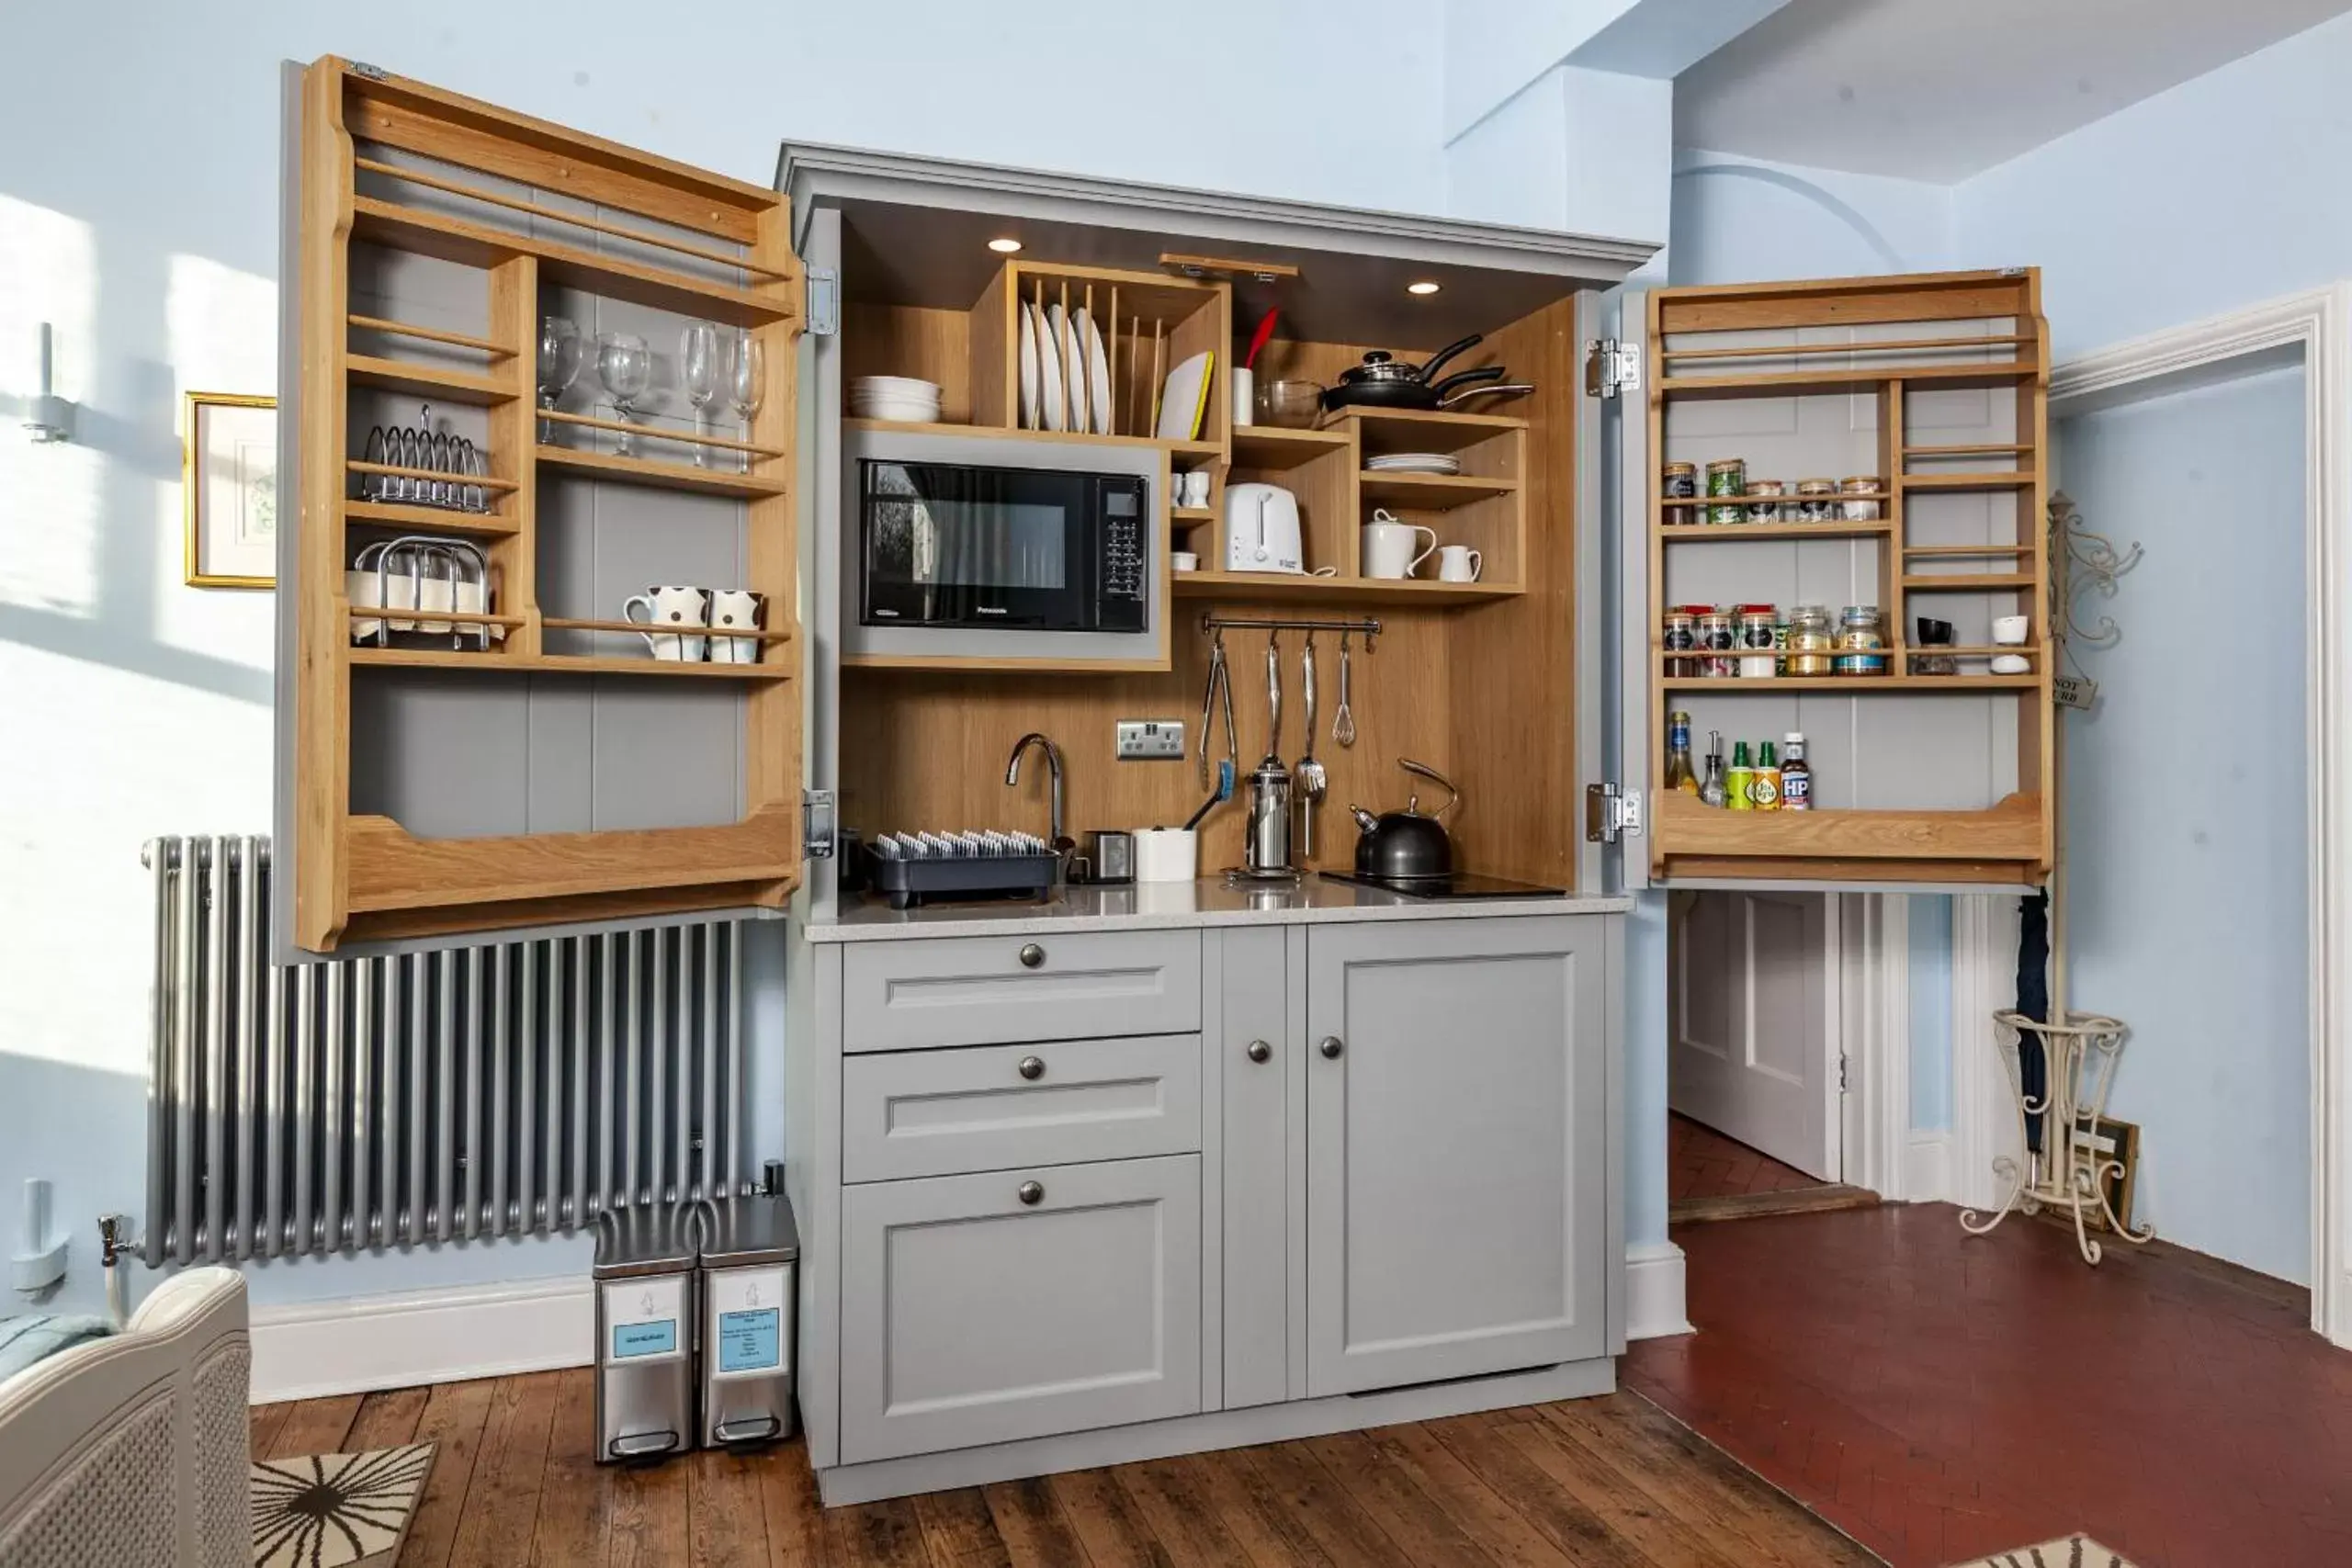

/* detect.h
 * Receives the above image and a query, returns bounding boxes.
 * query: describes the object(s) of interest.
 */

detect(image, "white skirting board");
[248,1275,594,1404]
[248,1242,1692,1403]
[1624,1239,1691,1339]
[1905,1132,1954,1205]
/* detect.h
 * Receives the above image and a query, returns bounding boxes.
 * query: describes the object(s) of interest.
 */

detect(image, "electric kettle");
[1223,482,1305,574]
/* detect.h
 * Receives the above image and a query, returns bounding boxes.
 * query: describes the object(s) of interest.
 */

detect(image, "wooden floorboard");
[254,1371,1878,1568]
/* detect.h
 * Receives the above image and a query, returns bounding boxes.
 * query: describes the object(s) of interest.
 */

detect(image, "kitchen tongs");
[1200,627,1239,790]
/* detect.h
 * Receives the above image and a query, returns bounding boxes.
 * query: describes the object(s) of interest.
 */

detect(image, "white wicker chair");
[0,1268,250,1568]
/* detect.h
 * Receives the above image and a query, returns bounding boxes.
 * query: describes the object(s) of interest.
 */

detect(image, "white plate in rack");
[1019,307,1040,428]
[1039,303,1067,432]
[1365,452,1461,475]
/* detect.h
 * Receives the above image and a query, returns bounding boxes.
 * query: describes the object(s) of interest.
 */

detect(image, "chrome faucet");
[1004,732,1072,856]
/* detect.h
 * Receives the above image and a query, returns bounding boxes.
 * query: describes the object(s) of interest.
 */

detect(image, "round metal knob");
[1319,1035,1344,1060]
[1246,1039,1272,1064]
[1017,1180,1045,1206]
[1018,943,1045,969]
[1018,1055,1046,1081]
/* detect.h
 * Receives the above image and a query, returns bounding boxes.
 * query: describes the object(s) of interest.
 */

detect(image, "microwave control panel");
[1098,479,1148,620]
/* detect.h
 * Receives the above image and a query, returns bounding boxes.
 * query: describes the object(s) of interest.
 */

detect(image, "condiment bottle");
[1750,740,1782,810]
[1700,731,1728,807]
[1725,741,1755,811]
[1666,710,1699,795]
[1781,732,1812,811]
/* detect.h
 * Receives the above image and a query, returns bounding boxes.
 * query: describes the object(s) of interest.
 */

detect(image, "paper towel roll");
[1134,829,1197,883]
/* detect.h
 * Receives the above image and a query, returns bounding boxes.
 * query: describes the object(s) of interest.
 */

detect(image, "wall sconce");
[22,322,75,444]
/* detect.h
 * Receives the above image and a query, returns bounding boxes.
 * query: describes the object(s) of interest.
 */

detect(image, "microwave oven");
[843,426,1160,664]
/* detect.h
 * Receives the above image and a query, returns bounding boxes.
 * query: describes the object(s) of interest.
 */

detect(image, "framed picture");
[2086,1116,2141,1234]
[184,391,278,589]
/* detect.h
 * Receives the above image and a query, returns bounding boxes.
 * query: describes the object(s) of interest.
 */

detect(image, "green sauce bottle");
[1751,740,1782,811]
[1725,741,1755,812]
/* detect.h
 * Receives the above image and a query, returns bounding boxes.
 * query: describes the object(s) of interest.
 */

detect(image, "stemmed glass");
[537,316,581,444]
[729,331,766,474]
[681,322,723,468]
[595,332,652,457]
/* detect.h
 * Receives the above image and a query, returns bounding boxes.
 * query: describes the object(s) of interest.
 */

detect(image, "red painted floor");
[1624,1204,2352,1568]
[1669,1111,1829,1201]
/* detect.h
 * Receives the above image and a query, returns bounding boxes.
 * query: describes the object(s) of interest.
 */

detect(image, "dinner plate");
[1366,451,1460,474]
[1156,350,1215,441]
[1018,310,1039,428]
[1064,305,1090,434]
[1039,303,1066,432]
[1087,312,1113,435]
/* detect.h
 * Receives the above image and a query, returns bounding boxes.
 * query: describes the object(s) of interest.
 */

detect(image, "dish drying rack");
[865,829,1059,909]
[348,536,502,650]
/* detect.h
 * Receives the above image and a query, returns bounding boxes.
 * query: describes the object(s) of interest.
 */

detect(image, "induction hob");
[1317,870,1568,900]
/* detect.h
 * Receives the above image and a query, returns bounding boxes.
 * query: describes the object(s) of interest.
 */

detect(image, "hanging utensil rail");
[1200,613,1381,649]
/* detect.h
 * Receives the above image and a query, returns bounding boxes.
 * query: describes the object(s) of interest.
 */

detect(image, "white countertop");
[804,874,1631,942]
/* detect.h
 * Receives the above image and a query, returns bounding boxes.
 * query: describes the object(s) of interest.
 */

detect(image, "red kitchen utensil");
[1244,309,1279,371]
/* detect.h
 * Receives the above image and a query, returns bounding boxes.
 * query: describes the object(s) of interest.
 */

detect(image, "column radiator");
[141,835,751,1267]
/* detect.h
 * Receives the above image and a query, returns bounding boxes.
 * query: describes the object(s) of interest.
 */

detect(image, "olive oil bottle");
[1665,710,1700,795]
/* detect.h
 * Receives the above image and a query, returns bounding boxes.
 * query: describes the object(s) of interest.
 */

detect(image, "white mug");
[1178,469,1211,508]
[1361,510,1437,580]
[708,588,765,665]
[1437,545,1484,582]
[623,585,709,661]
[1170,550,1200,573]
[1991,614,2030,647]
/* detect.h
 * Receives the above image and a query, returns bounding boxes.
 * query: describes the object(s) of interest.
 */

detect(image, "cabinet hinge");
[802,789,837,860]
[1585,783,1643,844]
[805,267,840,337]
[1838,1055,1850,1093]
[1584,339,1641,400]
[350,61,389,81]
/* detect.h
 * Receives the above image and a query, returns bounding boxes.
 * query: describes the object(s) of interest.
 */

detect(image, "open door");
[274,59,807,953]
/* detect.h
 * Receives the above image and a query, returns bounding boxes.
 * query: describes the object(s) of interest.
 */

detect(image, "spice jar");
[1737,605,1779,679]
[1834,604,1887,676]
[1704,459,1747,526]
[1786,604,1834,676]
[1747,479,1787,525]
[1662,461,1697,501]
[1697,609,1736,677]
[1841,476,1883,521]
[1795,478,1837,523]
[1662,605,1704,677]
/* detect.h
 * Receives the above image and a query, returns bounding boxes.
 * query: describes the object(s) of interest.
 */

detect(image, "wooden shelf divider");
[534,444,787,499]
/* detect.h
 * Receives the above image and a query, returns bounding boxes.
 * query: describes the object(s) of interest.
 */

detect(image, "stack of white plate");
[1365,452,1461,476]
[851,376,943,423]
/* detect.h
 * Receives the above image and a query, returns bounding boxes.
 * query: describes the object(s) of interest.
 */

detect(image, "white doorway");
[1668,888,1839,1182]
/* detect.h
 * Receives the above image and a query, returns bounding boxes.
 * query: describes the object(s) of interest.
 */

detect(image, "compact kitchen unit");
[270,59,2058,1505]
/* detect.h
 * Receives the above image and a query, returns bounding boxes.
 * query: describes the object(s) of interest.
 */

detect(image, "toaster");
[1223,482,1305,574]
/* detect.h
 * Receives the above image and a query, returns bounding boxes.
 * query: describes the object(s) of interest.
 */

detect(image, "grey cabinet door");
[1305,916,1607,1396]
[1217,928,1294,1410]
[839,1156,1203,1462]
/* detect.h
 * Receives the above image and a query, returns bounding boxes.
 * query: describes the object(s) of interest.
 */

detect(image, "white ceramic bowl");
[1991,653,2030,675]
[852,398,942,423]
[1170,551,1199,573]
[1991,615,2030,646]
[852,376,943,399]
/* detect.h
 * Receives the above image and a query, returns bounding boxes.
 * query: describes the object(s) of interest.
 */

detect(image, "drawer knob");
[1018,942,1045,969]
[1017,1180,1045,1206]
[1246,1039,1272,1064]
[1018,1055,1046,1081]
[1319,1035,1344,1060]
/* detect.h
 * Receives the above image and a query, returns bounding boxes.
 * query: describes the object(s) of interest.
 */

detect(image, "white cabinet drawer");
[840,1156,1203,1463]
[843,1034,1203,1183]
[842,930,1202,1052]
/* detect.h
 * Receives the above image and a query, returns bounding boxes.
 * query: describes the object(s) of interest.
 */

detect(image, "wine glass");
[729,331,765,474]
[537,316,581,444]
[681,321,722,468]
[595,332,652,457]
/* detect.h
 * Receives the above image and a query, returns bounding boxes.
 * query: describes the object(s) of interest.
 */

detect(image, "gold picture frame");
[184,390,278,589]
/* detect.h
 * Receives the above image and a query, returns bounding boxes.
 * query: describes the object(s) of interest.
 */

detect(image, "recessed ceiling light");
[1407,280,1442,296]
[988,237,1023,254]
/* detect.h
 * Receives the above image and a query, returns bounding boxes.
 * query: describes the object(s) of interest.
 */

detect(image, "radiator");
[141,835,752,1267]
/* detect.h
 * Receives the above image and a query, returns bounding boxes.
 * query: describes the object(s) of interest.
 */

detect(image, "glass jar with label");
[1795,478,1838,522]
[1786,604,1834,676]
[1834,604,1887,676]
[1747,479,1786,525]
[1698,609,1736,677]
[1662,461,1697,499]
[1662,605,1704,677]
[1840,476,1883,521]
[1704,458,1747,525]
[1736,605,1779,678]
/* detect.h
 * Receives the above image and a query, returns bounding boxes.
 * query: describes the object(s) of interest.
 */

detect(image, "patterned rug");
[1950,1539,2139,1568]
[250,1444,434,1567]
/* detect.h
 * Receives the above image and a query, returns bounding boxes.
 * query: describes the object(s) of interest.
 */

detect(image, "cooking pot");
[1321,335,1524,413]
[1348,759,1460,881]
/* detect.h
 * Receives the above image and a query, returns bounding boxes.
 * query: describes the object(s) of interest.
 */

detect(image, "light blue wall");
[1908,896,1952,1131]
[1957,8,2352,357]
[0,0,1451,1318]
[2052,367,2310,1281]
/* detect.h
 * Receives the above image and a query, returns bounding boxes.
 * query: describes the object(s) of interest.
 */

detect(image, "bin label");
[708,1266,792,1378]
[718,1308,780,1373]
[604,1276,685,1362]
